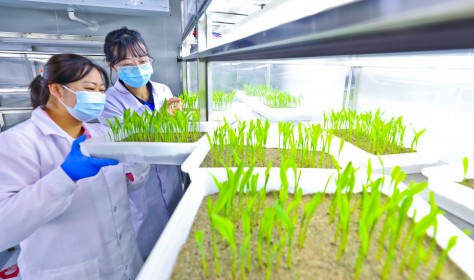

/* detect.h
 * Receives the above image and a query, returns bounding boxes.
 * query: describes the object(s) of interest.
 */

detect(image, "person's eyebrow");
[80,81,105,86]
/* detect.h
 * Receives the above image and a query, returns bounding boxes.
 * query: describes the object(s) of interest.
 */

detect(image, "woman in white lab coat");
[99,27,184,259]
[0,54,146,280]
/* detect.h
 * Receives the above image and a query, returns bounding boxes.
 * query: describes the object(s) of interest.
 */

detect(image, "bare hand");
[167,97,183,116]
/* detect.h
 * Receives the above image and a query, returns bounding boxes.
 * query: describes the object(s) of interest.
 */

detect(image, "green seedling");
[298,193,323,248]
[325,108,426,155]
[410,127,426,152]
[207,199,220,276]
[213,89,236,111]
[194,230,208,278]
[429,235,458,279]
[462,156,469,182]
[107,104,201,143]
[211,214,237,280]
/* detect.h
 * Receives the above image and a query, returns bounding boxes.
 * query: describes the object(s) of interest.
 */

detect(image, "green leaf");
[211,214,236,249]
[462,156,469,180]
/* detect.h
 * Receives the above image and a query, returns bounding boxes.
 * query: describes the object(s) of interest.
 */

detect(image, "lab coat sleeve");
[163,84,174,99]
[0,132,78,251]
[98,96,124,127]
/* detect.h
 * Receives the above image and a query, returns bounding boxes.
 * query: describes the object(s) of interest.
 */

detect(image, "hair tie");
[39,69,44,78]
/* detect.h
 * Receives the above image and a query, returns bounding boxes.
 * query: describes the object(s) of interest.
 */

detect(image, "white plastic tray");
[81,122,215,165]
[422,162,474,225]
[235,91,316,121]
[136,168,474,280]
[333,136,438,174]
[181,124,346,181]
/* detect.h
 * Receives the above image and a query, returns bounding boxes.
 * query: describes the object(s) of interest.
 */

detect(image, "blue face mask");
[59,85,106,122]
[117,62,153,88]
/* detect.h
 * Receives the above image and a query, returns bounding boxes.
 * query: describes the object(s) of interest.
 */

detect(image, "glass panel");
[1,112,32,132]
[180,29,198,57]
[182,0,197,34]
[0,57,31,87]
[357,63,474,164]
[208,60,348,121]
[197,0,206,11]
[187,61,199,93]
[204,49,474,163]
[0,93,30,108]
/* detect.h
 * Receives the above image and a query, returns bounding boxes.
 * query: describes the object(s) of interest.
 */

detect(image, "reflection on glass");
[200,50,474,163]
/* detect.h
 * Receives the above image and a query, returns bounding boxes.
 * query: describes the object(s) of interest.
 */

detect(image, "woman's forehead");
[76,68,104,85]
[122,43,148,57]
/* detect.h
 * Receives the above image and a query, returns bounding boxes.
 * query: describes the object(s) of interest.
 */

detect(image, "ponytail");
[29,74,49,109]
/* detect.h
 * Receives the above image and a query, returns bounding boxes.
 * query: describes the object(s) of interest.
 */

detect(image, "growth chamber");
[137,0,474,279]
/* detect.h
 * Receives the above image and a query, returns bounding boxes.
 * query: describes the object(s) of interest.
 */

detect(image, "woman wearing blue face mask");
[99,27,184,260]
[0,54,147,280]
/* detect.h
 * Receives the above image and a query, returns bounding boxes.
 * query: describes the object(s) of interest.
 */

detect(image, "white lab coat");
[0,108,144,280]
[99,80,183,259]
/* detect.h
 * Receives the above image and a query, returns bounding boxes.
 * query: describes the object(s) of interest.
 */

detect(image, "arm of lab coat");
[98,101,124,127]
[0,133,77,251]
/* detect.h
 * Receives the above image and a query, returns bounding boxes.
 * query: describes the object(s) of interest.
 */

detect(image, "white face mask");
[58,85,106,122]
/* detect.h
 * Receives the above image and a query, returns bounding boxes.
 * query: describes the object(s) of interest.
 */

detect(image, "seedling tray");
[136,168,474,280]
[422,162,474,225]
[81,122,215,165]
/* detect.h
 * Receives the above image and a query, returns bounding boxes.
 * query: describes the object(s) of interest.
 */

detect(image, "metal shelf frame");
[182,0,474,62]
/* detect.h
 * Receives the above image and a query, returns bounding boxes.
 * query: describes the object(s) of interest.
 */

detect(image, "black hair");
[29,53,110,109]
[103,26,153,67]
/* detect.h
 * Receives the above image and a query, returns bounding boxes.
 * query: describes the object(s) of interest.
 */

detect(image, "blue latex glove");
[61,135,119,181]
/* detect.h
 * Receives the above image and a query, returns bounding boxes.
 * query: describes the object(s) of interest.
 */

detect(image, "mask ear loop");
[111,66,133,95]
[61,85,78,95]
[55,85,75,110]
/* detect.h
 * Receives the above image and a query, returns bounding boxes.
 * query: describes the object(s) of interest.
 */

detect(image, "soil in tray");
[200,146,336,169]
[458,178,474,189]
[171,193,468,280]
[121,132,206,143]
[332,129,413,155]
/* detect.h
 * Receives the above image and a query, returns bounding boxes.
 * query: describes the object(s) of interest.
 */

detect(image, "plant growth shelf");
[333,136,438,175]
[422,162,474,226]
[136,168,474,280]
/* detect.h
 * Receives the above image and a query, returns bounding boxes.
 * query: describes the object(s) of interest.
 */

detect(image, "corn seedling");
[261,88,303,108]
[242,83,303,108]
[462,156,469,183]
[206,199,220,276]
[187,154,463,279]
[211,214,237,280]
[207,118,270,167]
[194,230,208,278]
[243,83,268,97]
[106,102,201,143]
[430,235,458,279]
[298,192,323,247]
[213,89,236,111]
[278,122,336,168]
[178,89,199,110]
[325,108,426,155]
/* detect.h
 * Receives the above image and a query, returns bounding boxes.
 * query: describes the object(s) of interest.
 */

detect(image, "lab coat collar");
[113,79,167,112]
[30,107,98,140]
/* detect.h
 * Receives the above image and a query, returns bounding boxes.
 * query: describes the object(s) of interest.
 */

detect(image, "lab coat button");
[119,233,122,240]
[113,206,117,212]
[125,264,128,270]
